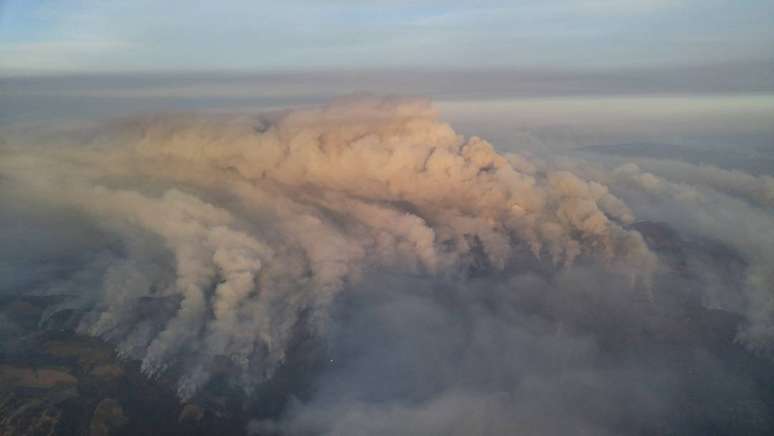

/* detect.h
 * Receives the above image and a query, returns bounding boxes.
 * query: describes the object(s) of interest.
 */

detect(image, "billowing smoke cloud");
[1,96,773,434]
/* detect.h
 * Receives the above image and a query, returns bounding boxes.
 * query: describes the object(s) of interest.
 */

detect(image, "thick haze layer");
[3,69,774,159]
[1,96,774,434]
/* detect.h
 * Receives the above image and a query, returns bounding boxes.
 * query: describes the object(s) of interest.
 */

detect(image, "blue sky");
[0,0,773,73]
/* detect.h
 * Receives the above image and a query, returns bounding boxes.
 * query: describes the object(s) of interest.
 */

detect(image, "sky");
[1,0,773,73]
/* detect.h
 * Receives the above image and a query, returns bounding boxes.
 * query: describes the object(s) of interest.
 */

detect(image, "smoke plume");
[1,96,772,435]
